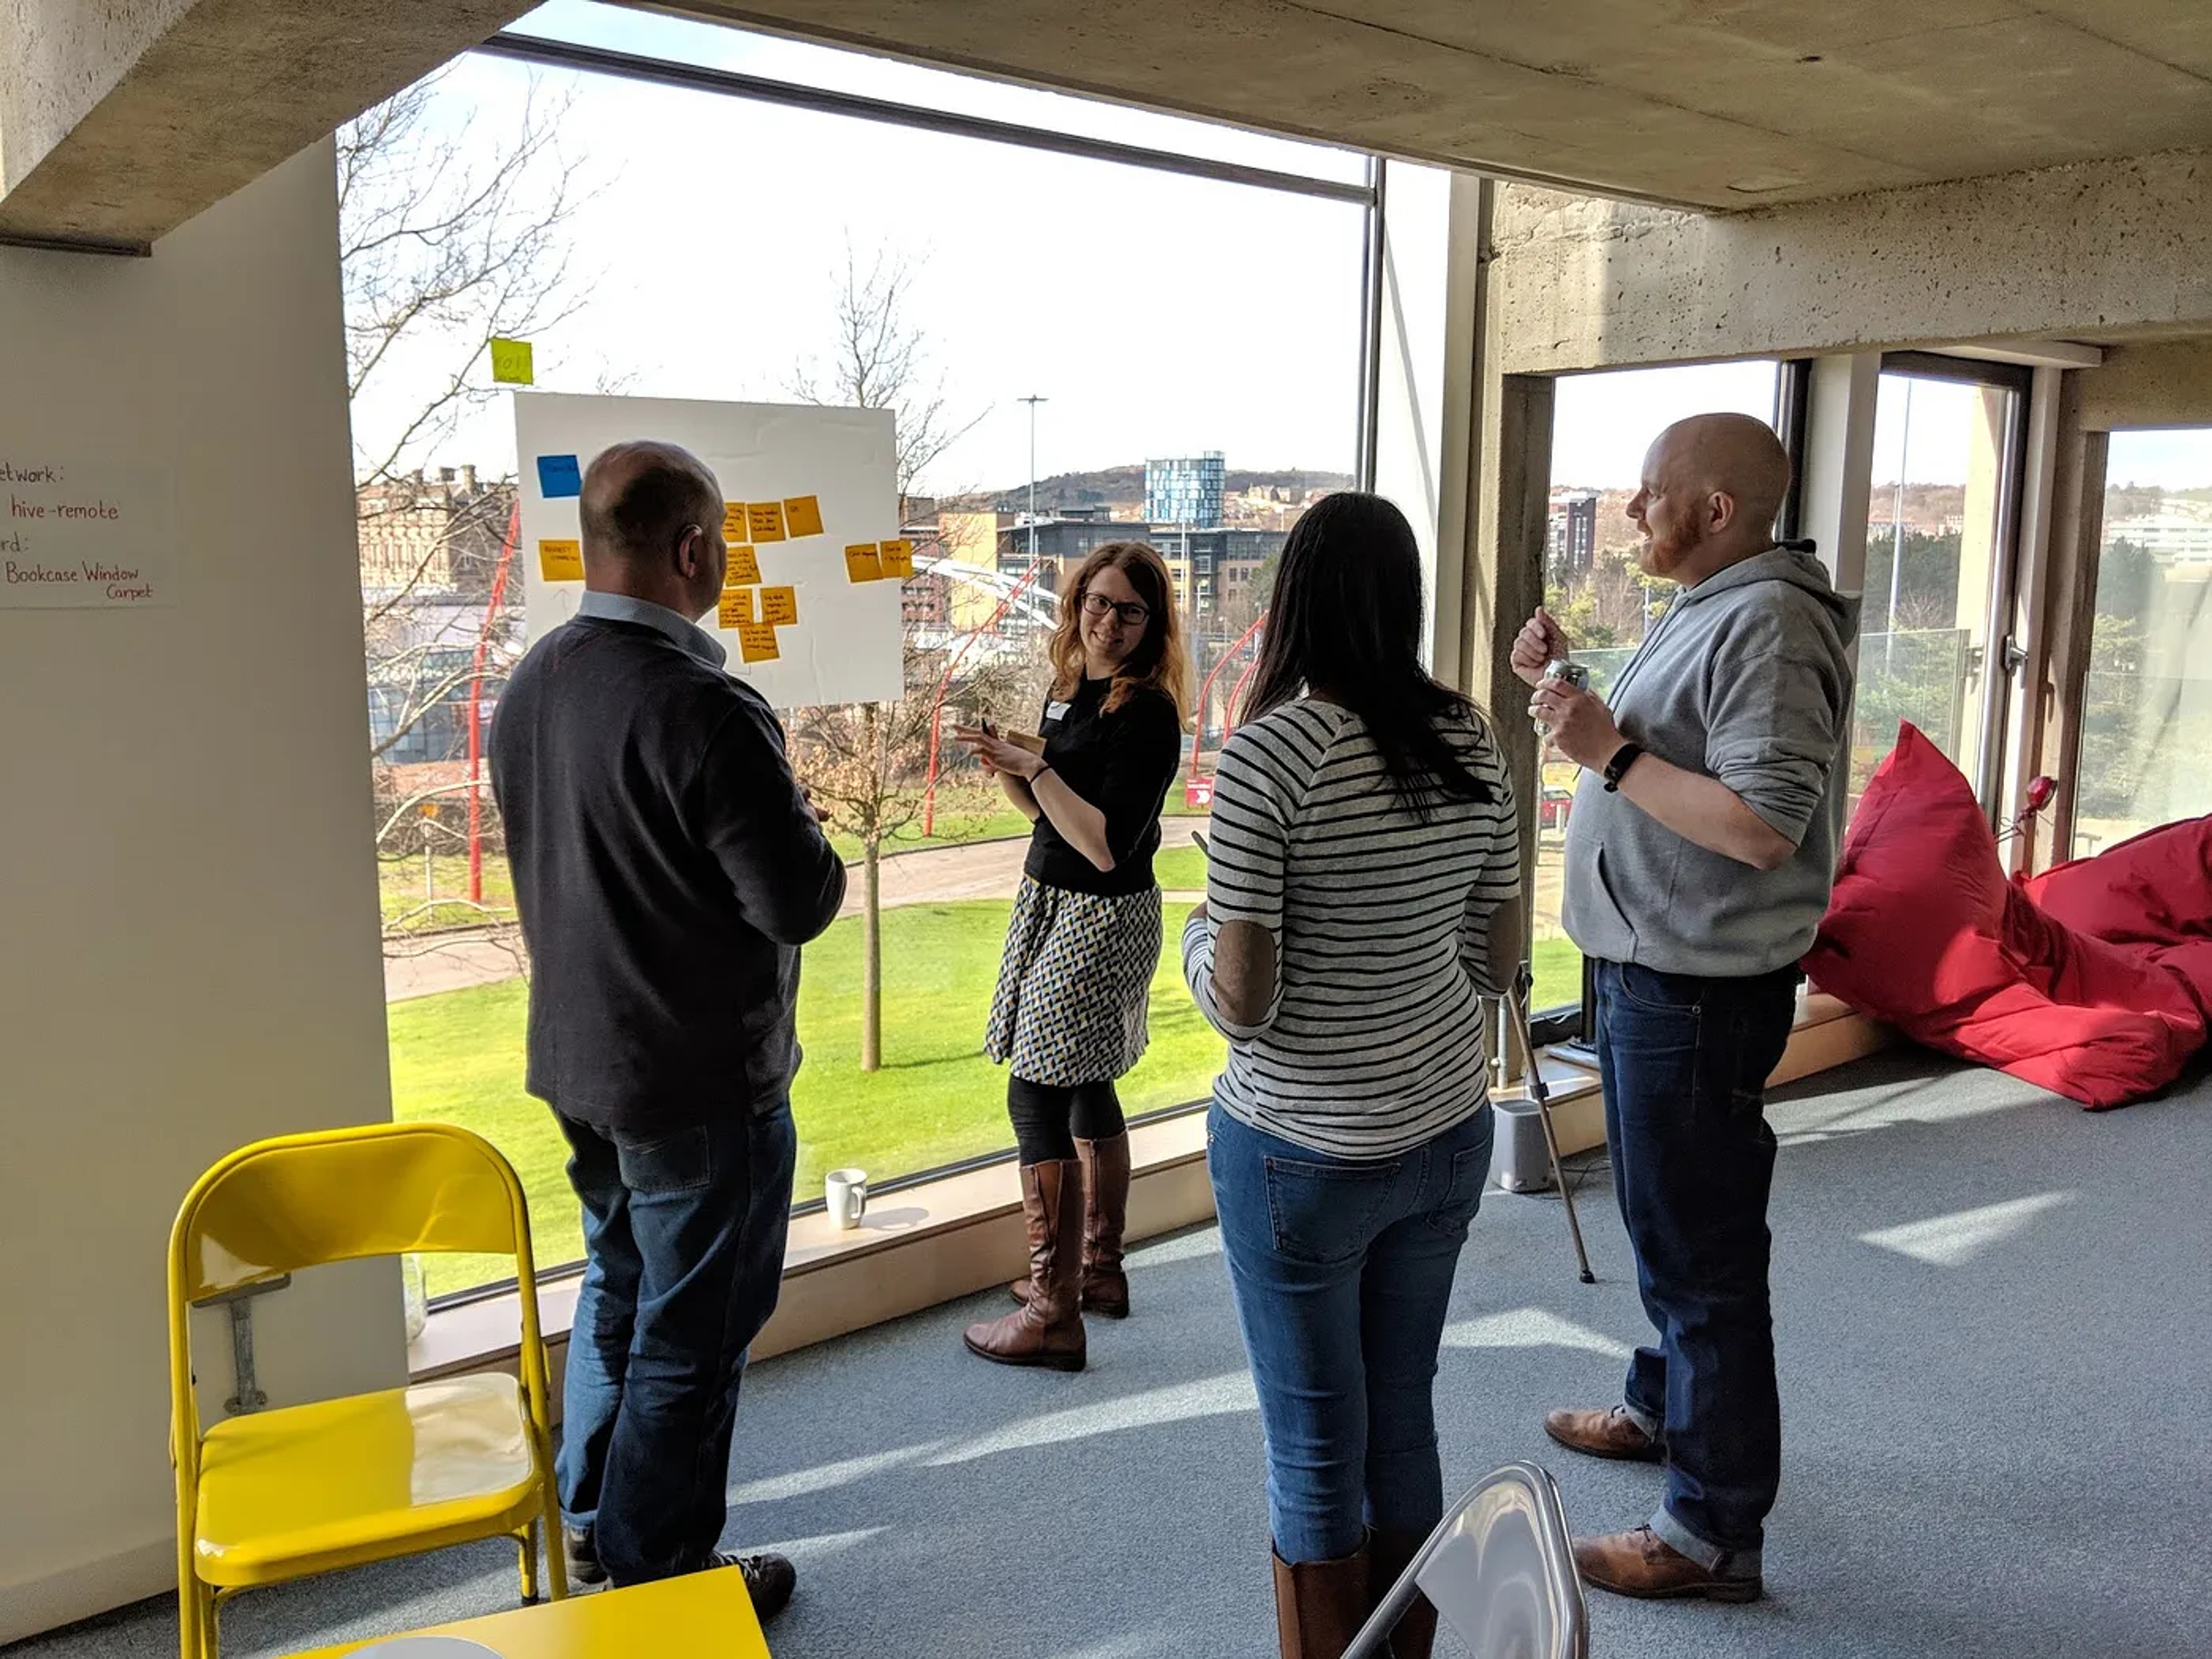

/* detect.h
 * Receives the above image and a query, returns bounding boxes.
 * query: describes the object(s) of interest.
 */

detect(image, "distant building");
[980,515,1281,631]
[2107,514,2212,563]
[1547,489,1599,579]
[1146,453,1226,528]
[357,465,513,599]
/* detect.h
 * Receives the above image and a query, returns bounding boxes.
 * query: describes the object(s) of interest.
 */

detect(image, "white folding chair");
[1343,1462,1588,1659]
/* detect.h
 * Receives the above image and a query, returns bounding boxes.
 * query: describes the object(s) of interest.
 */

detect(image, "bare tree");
[785,243,1007,1067]
[790,240,990,519]
[341,69,600,950]
[794,643,1032,1070]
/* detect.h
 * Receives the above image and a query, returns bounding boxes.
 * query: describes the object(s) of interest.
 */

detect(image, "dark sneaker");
[707,1550,797,1623]
[563,1525,608,1589]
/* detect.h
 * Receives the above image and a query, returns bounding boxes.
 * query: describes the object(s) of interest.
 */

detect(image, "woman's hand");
[952,724,1045,781]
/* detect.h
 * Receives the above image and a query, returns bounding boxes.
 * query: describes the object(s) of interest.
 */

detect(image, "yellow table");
[285,1567,769,1657]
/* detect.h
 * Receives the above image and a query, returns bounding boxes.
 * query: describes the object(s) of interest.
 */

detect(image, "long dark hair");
[1240,493,1491,813]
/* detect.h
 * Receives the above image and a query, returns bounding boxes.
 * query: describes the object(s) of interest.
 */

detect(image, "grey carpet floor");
[12,1050,2210,1658]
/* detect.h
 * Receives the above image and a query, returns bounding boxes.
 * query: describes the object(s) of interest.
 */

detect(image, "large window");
[353,3,1370,1296]
[2073,427,2212,857]
[1537,361,1785,1018]
[1850,357,2028,815]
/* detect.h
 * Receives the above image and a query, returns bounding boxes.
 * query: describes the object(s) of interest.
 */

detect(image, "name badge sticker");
[1044,700,1072,722]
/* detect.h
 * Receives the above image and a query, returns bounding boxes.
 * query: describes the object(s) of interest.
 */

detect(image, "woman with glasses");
[953,541,1189,1373]
[1183,494,1521,1657]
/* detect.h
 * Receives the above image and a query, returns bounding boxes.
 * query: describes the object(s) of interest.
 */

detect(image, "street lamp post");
[1019,394,1048,568]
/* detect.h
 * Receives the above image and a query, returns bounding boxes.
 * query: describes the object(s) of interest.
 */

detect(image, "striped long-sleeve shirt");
[1181,699,1520,1159]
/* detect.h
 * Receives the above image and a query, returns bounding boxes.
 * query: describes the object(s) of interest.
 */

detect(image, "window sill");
[410,994,1889,1403]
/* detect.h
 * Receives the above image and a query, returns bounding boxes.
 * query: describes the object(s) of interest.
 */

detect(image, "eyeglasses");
[1081,591,1151,627]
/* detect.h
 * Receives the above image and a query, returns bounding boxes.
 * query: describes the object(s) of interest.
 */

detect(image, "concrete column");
[1369,162,1486,683]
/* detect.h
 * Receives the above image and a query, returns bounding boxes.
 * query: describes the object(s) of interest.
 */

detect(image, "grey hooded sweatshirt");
[1560,546,1859,979]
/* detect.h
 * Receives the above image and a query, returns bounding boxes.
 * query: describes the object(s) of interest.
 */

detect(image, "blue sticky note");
[537,454,582,498]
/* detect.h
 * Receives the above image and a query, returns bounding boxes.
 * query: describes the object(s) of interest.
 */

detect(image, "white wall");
[0,143,404,1642]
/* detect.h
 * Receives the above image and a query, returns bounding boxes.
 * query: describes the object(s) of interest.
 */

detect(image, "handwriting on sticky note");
[718,588,756,628]
[844,543,883,582]
[538,539,583,581]
[722,502,747,538]
[490,338,535,384]
[747,502,787,542]
[725,544,762,585]
[536,454,582,498]
[878,538,915,578]
[761,585,798,626]
[738,623,781,662]
[783,495,825,538]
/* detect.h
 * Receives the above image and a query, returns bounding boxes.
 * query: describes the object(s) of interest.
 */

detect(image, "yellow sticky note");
[537,539,582,581]
[761,585,798,626]
[718,588,756,628]
[738,623,781,663]
[844,543,883,582]
[783,495,825,538]
[747,502,788,543]
[722,502,747,539]
[879,538,915,579]
[724,544,762,586]
[489,338,535,384]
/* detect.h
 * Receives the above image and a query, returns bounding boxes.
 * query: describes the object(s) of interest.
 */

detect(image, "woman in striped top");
[1183,493,1521,1659]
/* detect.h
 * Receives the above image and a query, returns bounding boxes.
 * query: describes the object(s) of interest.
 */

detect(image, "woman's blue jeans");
[1209,1101,1494,1564]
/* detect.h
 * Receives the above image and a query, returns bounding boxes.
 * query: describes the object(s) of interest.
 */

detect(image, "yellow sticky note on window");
[718,588,756,628]
[537,539,582,581]
[747,502,788,543]
[879,539,915,579]
[489,338,535,384]
[783,495,825,537]
[761,585,798,626]
[844,543,882,582]
[724,545,762,586]
[722,502,747,539]
[738,623,781,663]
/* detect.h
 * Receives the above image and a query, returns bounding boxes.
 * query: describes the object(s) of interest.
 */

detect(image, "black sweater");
[489,617,846,1132]
[1023,677,1183,896]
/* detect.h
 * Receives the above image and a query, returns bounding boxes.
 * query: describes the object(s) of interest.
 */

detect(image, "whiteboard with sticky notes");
[514,391,903,709]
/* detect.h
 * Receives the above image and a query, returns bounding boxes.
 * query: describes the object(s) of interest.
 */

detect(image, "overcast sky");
[351,1,2212,500]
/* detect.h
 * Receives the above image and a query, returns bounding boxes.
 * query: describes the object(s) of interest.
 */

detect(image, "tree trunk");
[862,832,882,1073]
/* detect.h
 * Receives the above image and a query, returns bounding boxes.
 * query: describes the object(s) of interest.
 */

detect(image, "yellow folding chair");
[167,1123,567,1659]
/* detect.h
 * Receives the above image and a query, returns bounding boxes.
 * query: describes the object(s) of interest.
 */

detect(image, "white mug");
[825,1168,869,1230]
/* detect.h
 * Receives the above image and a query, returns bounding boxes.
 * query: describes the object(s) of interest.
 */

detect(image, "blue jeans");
[1593,960,1797,1578]
[554,1102,797,1584]
[1209,1103,1494,1564]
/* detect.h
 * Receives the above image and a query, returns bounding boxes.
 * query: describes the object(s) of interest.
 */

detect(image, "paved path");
[384,821,1205,1004]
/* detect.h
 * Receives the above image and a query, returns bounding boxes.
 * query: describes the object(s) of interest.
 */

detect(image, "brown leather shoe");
[1366,1527,1437,1659]
[1573,1525,1762,1603]
[1009,1132,1132,1317]
[1271,1541,1369,1659]
[965,1160,1086,1372]
[1544,1404,1664,1463]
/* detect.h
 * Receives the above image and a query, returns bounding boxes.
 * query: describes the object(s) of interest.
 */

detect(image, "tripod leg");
[1508,987,1597,1285]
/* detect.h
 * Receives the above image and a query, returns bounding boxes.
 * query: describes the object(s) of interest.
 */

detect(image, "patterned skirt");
[984,877,1162,1086]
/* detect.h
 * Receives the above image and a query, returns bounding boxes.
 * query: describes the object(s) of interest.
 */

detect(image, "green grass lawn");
[379,853,517,931]
[389,903,1584,1297]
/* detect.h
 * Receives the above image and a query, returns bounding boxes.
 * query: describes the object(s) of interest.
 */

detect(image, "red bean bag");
[2023,816,2212,1014]
[1803,724,2203,1108]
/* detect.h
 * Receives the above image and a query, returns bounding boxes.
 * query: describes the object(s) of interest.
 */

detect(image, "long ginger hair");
[1047,541,1191,719]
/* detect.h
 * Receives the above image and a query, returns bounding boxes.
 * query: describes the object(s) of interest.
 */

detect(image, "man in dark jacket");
[490,440,845,1620]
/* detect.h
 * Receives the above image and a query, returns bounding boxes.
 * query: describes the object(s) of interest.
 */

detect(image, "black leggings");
[1006,1077,1126,1164]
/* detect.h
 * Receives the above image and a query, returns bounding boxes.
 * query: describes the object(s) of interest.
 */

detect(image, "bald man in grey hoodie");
[1520,413,1857,1605]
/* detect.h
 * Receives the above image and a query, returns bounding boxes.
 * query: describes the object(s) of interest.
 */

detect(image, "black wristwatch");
[1602,743,1644,793]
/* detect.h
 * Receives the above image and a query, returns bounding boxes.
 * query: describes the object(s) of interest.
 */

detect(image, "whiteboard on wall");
[513,392,904,708]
